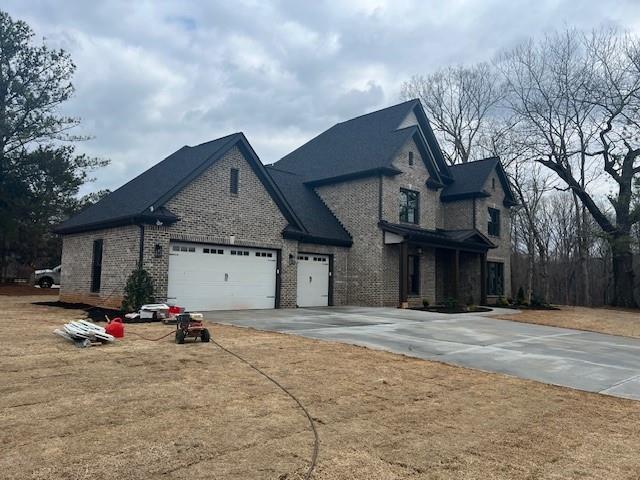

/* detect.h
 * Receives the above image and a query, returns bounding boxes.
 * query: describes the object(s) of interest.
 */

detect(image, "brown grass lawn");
[493,306,640,339]
[2,295,640,479]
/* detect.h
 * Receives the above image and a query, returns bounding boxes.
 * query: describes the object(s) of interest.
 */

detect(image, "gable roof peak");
[334,98,419,126]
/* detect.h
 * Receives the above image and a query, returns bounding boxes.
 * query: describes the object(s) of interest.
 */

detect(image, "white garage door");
[167,242,277,311]
[296,254,330,307]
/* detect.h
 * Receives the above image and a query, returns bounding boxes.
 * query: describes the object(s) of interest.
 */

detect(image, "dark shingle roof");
[265,166,352,245]
[441,157,499,200]
[379,221,496,251]
[440,157,516,206]
[273,100,421,182]
[55,133,243,233]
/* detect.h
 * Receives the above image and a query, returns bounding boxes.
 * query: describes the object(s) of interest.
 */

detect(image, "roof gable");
[441,157,516,206]
[272,99,448,185]
[55,133,303,234]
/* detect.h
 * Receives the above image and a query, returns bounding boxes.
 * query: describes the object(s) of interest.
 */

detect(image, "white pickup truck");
[34,265,61,288]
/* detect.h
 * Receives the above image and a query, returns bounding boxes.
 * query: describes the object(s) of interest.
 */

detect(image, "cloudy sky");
[5,0,640,194]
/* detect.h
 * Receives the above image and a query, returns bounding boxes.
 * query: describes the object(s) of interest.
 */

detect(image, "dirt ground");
[2,295,640,480]
[494,306,640,338]
[0,283,59,296]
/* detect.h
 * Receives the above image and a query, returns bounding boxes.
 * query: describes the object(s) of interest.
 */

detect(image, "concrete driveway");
[203,306,640,401]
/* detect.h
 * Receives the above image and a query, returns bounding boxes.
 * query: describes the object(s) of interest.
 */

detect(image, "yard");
[2,295,640,480]
[494,306,640,339]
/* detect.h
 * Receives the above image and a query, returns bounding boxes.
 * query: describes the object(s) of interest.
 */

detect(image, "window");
[488,208,501,236]
[408,151,414,166]
[90,239,103,293]
[408,255,420,295]
[492,177,496,190]
[230,168,239,194]
[399,189,419,224]
[487,262,504,296]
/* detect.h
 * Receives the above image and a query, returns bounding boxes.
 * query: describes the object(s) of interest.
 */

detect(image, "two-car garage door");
[167,242,331,311]
[167,242,277,311]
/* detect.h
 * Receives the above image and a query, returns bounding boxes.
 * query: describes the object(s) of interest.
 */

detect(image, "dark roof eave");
[304,167,401,187]
[440,191,492,202]
[53,213,180,235]
[282,229,353,247]
[379,221,496,251]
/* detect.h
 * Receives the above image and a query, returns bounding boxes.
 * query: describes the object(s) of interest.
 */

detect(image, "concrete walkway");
[202,306,640,401]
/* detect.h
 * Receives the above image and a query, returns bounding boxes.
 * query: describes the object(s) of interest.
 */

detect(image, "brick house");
[55,99,516,310]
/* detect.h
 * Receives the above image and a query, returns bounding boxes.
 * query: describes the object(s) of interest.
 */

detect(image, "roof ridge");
[265,165,303,176]
[188,132,241,149]
[334,99,418,126]
[449,156,499,168]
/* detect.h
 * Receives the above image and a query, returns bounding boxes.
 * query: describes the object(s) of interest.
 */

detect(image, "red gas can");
[105,317,125,338]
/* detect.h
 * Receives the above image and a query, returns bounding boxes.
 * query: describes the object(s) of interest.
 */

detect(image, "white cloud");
[3,0,640,195]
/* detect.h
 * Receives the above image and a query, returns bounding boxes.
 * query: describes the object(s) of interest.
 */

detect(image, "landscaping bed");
[2,294,640,479]
[411,305,493,314]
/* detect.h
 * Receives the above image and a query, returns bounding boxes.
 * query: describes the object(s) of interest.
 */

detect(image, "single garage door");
[167,242,277,311]
[296,254,330,307]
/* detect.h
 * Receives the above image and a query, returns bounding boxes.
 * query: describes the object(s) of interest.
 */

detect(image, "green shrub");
[496,295,509,307]
[422,298,430,308]
[121,267,155,312]
[516,286,526,305]
[530,293,547,308]
[444,297,458,311]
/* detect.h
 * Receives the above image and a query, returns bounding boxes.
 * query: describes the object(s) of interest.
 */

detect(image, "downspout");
[378,173,383,220]
[138,224,145,268]
[472,197,477,229]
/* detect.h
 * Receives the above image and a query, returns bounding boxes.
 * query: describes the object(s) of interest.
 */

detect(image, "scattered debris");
[124,303,177,323]
[54,320,115,347]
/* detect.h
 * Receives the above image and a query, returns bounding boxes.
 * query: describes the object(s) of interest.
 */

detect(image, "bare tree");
[497,28,640,307]
[400,63,504,164]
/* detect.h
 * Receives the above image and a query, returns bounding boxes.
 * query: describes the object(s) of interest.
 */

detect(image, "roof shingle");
[273,100,420,182]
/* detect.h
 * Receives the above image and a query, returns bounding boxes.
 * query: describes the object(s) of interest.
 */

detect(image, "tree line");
[402,28,640,308]
[0,11,109,280]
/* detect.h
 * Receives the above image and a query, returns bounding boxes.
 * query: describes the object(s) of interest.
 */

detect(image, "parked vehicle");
[34,265,61,288]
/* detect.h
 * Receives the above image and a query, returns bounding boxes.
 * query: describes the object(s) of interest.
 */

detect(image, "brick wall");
[59,225,140,308]
[477,171,512,300]
[440,198,475,230]
[382,138,439,229]
[380,138,438,306]
[315,176,384,305]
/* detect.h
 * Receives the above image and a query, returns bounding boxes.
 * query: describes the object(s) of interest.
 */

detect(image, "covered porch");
[380,221,496,307]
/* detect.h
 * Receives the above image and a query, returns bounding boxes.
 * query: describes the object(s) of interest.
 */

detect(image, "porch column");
[480,252,488,305]
[399,241,408,306]
[452,249,460,304]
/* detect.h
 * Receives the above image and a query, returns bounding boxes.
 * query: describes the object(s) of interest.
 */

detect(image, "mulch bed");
[411,306,493,314]
[500,304,561,311]
[31,300,162,323]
